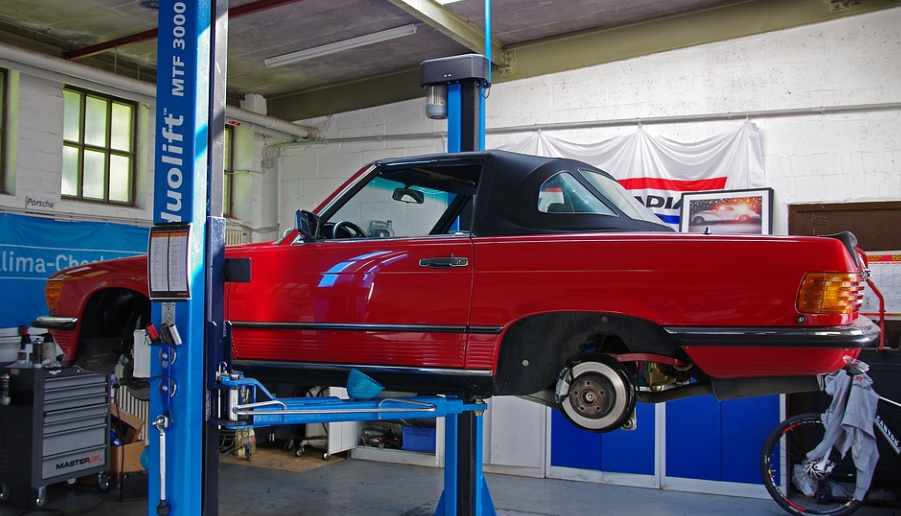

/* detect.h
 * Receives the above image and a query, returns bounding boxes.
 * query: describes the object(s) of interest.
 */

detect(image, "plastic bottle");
[1,374,10,405]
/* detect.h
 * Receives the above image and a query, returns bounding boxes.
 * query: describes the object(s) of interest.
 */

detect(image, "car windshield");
[578,169,669,226]
[324,162,479,238]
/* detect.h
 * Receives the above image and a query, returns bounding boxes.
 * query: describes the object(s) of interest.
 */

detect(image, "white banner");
[497,123,765,227]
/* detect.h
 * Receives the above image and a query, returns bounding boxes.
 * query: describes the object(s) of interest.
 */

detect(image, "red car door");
[226,235,474,370]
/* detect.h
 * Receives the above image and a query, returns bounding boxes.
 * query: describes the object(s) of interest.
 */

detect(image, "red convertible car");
[35,151,878,432]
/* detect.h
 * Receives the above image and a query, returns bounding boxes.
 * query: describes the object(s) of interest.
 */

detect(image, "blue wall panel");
[550,391,780,485]
[665,396,722,481]
[551,403,656,475]
[721,396,779,484]
[599,403,655,475]
[665,394,779,483]
[550,410,601,470]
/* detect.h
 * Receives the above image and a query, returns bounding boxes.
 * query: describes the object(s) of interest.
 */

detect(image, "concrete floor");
[1,458,899,516]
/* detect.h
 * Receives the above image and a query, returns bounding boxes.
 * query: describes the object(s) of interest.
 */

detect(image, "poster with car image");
[679,188,773,234]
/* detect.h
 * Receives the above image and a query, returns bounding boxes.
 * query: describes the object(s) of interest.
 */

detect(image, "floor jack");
[213,368,497,516]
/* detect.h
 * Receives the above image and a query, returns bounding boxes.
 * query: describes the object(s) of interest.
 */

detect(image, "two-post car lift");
[146,1,495,515]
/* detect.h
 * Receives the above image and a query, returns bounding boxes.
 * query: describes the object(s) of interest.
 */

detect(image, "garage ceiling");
[0,0,896,122]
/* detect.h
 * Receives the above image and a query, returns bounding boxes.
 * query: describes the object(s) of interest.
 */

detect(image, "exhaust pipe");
[635,375,822,404]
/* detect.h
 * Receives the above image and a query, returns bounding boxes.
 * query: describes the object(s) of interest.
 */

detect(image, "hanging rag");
[806,369,880,501]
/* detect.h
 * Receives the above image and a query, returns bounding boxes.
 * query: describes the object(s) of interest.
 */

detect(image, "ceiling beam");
[270,68,424,122]
[267,0,901,122]
[66,0,309,61]
[501,0,901,80]
[384,0,506,66]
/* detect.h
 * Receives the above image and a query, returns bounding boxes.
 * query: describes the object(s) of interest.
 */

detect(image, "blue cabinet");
[550,394,779,490]
[551,403,656,475]
[665,395,778,484]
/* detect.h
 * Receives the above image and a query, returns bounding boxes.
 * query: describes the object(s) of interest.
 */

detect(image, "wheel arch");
[491,311,682,396]
[74,286,151,371]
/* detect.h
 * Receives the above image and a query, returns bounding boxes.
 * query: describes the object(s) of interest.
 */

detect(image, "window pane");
[579,169,668,226]
[61,88,136,204]
[83,149,106,199]
[0,71,4,188]
[223,174,232,216]
[62,145,81,196]
[109,155,132,203]
[84,96,109,147]
[329,175,451,238]
[538,172,615,215]
[110,103,133,152]
[0,72,5,123]
[223,126,233,215]
[63,90,82,142]
[224,126,233,170]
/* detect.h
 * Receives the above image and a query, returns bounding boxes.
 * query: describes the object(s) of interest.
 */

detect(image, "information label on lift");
[148,223,191,301]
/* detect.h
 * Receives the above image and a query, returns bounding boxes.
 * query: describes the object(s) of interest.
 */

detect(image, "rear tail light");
[45,280,64,311]
[797,272,864,315]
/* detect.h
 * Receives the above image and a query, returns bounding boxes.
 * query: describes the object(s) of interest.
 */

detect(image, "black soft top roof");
[373,150,672,236]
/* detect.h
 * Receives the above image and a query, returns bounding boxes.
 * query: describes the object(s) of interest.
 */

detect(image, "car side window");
[538,172,616,215]
[577,169,668,226]
[327,176,455,239]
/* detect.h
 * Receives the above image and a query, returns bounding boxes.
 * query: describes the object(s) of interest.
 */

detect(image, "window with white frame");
[223,124,235,217]
[62,87,137,204]
[0,69,6,193]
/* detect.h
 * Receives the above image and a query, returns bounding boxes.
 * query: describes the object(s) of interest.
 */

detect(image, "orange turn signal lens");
[45,280,64,311]
[797,272,864,315]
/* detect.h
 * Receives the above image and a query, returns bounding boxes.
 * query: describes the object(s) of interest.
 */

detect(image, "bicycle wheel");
[760,413,864,516]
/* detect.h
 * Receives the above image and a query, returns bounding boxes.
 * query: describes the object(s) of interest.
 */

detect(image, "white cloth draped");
[497,123,765,227]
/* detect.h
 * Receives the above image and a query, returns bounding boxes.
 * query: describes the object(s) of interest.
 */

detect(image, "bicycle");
[760,369,901,516]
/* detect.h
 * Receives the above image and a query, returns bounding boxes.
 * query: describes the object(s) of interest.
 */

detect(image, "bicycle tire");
[760,413,865,516]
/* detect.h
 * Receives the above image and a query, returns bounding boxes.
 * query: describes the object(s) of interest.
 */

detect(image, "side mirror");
[295,209,321,241]
[392,187,425,204]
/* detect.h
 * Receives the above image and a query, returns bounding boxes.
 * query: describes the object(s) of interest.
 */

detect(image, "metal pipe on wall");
[280,101,901,146]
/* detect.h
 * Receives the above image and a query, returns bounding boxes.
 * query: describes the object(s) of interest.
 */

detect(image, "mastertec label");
[43,449,106,479]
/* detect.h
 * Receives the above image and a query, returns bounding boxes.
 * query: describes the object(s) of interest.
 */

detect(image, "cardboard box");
[109,403,146,477]
[110,403,144,444]
[110,441,146,476]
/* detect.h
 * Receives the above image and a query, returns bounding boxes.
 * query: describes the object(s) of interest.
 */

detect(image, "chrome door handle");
[418,257,469,269]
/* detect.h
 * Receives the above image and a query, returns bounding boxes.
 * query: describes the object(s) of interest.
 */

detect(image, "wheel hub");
[568,374,614,419]
[555,355,636,432]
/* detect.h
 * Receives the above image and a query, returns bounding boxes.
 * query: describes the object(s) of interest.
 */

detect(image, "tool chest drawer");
[43,403,109,432]
[44,374,109,411]
[43,423,109,457]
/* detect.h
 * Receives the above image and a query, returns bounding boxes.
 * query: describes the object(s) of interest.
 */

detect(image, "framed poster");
[679,188,773,235]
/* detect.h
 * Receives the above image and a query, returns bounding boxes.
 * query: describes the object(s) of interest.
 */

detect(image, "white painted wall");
[0,70,272,238]
[278,8,901,236]
[0,72,157,223]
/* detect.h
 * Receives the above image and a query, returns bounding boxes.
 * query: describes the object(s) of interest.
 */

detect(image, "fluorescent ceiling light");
[265,24,418,68]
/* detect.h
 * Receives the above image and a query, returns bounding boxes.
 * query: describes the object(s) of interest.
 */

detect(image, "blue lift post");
[420,53,492,516]
[149,1,496,515]
[149,0,228,515]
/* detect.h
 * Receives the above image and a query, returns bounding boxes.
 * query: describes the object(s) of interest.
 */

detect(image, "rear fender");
[492,311,680,395]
